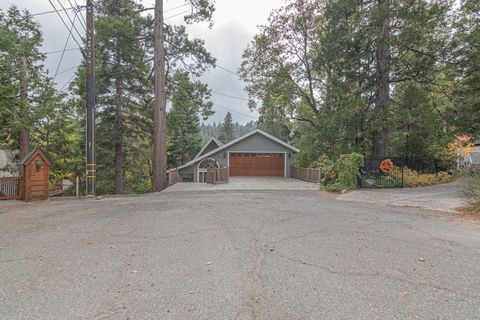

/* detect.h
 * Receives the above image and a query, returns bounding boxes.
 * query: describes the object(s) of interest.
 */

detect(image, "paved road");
[1,190,479,319]
[337,182,466,213]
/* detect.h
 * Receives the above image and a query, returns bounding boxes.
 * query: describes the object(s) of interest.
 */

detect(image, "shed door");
[229,153,284,177]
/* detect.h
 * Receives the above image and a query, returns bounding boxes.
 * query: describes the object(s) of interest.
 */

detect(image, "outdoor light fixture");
[223,152,227,159]
[288,153,292,159]
[35,159,43,170]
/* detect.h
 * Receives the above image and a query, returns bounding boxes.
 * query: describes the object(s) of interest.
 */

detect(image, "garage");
[229,153,285,176]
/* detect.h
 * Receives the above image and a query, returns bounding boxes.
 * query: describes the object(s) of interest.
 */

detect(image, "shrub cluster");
[322,153,364,192]
[391,166,452,187]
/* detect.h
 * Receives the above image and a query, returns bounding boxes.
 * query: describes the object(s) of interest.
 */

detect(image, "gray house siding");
[179,132,296,181]
[199,140,221,157]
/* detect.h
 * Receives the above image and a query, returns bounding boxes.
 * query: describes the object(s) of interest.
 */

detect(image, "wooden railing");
[206,167,229,184]
[0,176,24,200]
[167,169,182,186]
[291,166,321,183]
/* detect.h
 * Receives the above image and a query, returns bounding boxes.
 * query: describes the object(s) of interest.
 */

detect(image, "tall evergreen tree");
[0,6,49,157]
[219,112,235,143]
[167,72,213,167]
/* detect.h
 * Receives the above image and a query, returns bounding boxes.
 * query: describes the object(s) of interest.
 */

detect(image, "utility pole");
[85,0,96,196]
[152,0,167,192]
[19,55,29,158]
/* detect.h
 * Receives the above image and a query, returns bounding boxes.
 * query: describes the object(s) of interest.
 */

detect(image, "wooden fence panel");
[291,167,321,183]
[205,168,229,184]
[0,176,24,200]
[167,169,182,186]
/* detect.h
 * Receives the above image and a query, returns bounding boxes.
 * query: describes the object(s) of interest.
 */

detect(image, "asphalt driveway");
[164,176,319,192]
[1,189,479,319]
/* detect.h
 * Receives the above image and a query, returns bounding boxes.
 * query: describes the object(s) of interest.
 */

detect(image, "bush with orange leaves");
[443,135,474,169]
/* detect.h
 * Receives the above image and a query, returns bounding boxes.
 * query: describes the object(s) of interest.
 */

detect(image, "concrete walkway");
[337,182,466,212]
[164,176,319,192]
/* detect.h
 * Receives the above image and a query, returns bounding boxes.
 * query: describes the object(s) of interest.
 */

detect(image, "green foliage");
[462,168,480,208]
[219,112,235,143]
[168,72,211,167]
[200,121,256,142]
[324,153,364,192]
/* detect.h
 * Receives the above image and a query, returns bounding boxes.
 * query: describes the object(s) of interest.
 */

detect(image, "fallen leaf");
[401,291,411,297]
[83,240,94,245]
[417,257,426,262]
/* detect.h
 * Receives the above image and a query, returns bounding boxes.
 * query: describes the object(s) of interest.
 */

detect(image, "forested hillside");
[240,0,480,166]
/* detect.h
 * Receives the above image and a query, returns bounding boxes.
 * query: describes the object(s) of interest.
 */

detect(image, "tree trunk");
[19,56,29,157]
[372,0,390,158]
[115,142,124,194]
[114,69,124,194]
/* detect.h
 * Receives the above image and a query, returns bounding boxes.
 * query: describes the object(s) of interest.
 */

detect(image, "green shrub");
[324,153,364,192]
[391,166,453,187]
[462,168,480,208]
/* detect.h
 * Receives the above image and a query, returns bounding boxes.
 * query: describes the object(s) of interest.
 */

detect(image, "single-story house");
[178,129,299,182]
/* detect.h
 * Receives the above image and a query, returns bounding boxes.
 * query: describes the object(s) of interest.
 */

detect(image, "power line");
[216,64,240,77]
[59,73,77,92]
[69,0,87,31]
[48,0,85,54]
[213,102,257,120]
[212,90,250,102]
[56,0,85,40]
[56,65,79,76]
[31,6,80,17]
[44,47,80,55]
[54,14,77,80]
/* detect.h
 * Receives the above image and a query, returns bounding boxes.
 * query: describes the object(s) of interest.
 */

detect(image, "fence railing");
[291,167,321,183]
[167,169,182,186]
[206,167,229,185]
[0,176,24,200]
[360,157,404,188]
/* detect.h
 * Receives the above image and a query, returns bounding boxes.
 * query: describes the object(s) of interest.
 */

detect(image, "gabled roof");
[195,137,223,159]
[19,149,50,166]
[178,129,299,170]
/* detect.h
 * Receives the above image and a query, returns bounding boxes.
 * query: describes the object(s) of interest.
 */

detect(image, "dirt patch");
[456,206,480,225]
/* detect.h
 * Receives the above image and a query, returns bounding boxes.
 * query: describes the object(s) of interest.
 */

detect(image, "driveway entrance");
[164,176,319,192]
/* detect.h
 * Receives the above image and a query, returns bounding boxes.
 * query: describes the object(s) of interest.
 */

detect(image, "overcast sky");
[1,0,285,124]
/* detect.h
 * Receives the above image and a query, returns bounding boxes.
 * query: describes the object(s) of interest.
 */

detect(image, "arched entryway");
[197,158,219,182]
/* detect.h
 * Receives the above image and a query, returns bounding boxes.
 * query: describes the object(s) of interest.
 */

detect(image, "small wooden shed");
[19,149,50,202]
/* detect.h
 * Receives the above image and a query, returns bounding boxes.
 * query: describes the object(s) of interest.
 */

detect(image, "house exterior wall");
[199,140,221,157]
[180,133,296,181]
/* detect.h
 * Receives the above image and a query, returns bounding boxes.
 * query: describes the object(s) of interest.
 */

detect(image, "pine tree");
[219,112,235,143]
[167,72,213,167]
[0,6,49,157]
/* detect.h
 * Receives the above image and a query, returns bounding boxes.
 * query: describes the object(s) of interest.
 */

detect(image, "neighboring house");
[0,149,18,177]
[465,145,480,167]
[178,129,299,182]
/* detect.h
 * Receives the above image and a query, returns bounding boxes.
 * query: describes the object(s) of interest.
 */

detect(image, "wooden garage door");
[229,153,284,176]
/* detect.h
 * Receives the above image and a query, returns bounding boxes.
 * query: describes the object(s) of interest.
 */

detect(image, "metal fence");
[0,176,24,200]
[360,157,404,188]
[291,167,321,183]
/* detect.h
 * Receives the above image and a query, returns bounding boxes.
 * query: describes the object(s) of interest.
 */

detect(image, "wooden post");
[152,0,167,192]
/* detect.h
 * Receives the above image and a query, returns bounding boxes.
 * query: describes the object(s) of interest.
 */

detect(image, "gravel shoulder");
[337,182,466,213]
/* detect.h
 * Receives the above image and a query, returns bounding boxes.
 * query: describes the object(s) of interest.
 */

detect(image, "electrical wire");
[212,91,249,102]
[56,0,85,40]
[69,0,87,31]
[48,0,85,53]
[213,103,257,120]
[53,14,77,80]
